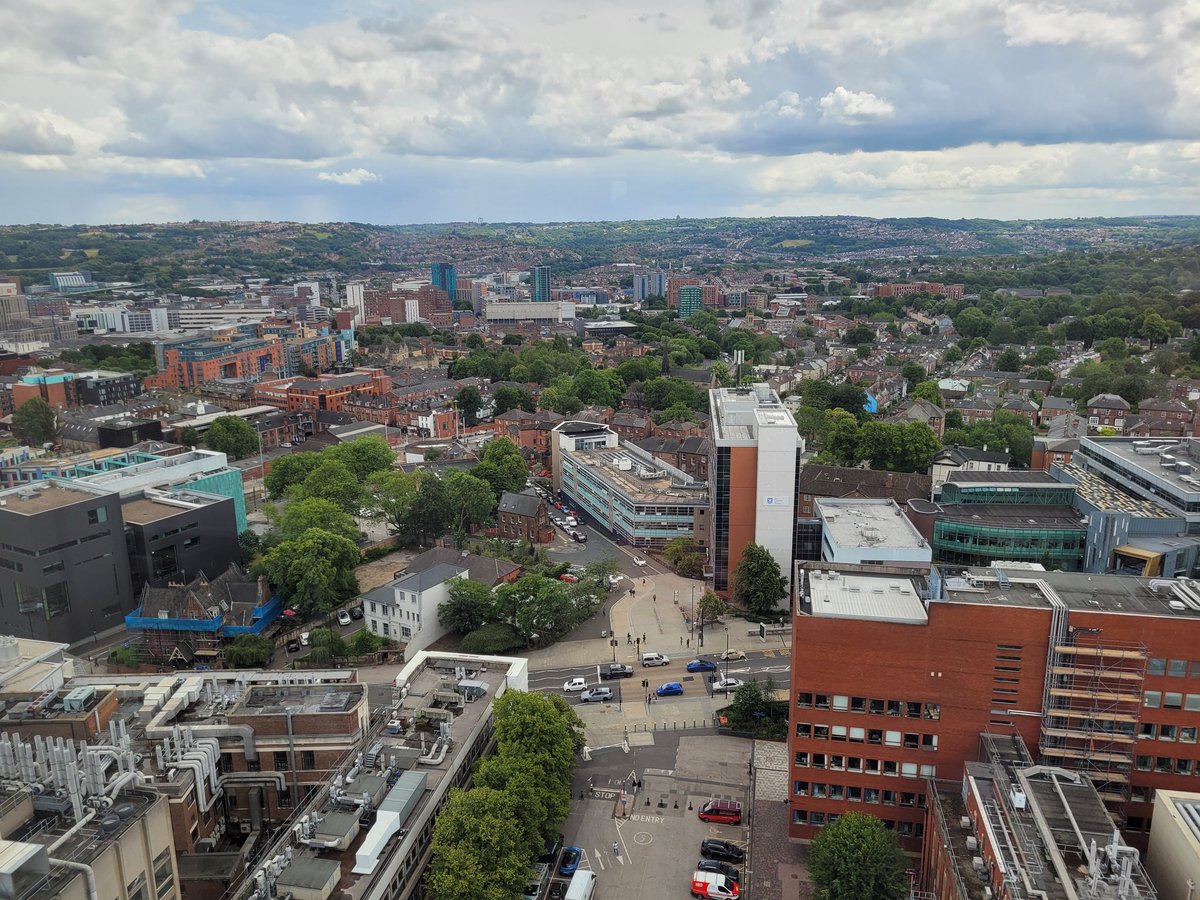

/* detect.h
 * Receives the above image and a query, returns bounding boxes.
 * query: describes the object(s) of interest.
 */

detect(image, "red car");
[697,799,742,825]
[559,573,579,583]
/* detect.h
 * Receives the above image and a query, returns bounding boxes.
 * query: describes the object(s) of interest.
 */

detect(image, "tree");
[439,579,496,635]
[808,812,909,900]
[473,438,528,498]
[442,470,496,535]
[294,459,362,515]
[264,451,323,499]
[204,416,260,460]
[732,543,787,615]
[492,386,535,416]
[664,537,705,577]
[495,575,576,643]
[727,677,772,728]
[348,629,384,656]
[900,361,926,388]
[223,634,275,668]
[255,528,359,619]
[912,380,942,407]
[427,787,533,900]
[179,425,201,447]
[11,397,57,446]
[238,529,263,563]
[697,589,728,625]
[994,348,1024,373]
[324,436,395,481]
[461,623,523,654]
[277,497,359,544]
[455,386,484,426]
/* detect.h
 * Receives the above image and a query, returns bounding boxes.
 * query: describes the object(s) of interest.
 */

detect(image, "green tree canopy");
[264,451,323,498]
[912,380,942,407]
[454,385,484,426]
[294,459,362,515]
[491,386,535,416]
[808,812,909,900]
[994,348,1024,373]
[733,543,787,615]
[324,435,395,481]
[255,528,359,619]
[442,470,497,535]
[11,397,57,446]
[277,497,359,544]
[223,634,275,668]
[438,579,496,635]
[205,415,260,460]
[473,438,528,498]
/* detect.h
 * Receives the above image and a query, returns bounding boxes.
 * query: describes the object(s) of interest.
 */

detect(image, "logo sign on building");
[762,496,792,507]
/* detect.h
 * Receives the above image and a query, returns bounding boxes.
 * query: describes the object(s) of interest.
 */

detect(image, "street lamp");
[690,585,695,636]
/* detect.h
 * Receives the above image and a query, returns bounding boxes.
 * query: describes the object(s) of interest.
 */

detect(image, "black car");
[537,833,564,865]
[349,606,364,620]
[286,639,300,653]
[700,838,745,864]
[697,859,740,882]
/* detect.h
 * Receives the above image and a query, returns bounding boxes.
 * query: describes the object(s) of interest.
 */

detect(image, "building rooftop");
[564,444,707,505]
[943,470,1060,486]
[1081,436,1200,500]
[1058,463,1173,518]
[936,503,1085,529]
[0,480,113,514]
[709,384,797,444]
[942,565,1200,618]
[802,570,928,624]
[119,488,228,525]
[816,498,929,550]
[231,682,366,717]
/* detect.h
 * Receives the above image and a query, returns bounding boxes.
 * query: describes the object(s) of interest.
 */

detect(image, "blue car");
[559,846,582,876]
[656,682,684,697]
[686,658,717,673]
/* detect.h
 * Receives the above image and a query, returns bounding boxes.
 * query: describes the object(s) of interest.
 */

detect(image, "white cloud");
[818,86,895,124]
[317,168,381,185]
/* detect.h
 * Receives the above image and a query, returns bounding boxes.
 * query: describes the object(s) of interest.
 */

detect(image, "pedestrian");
[680,636,683,647]
[687,638,691,648]
[643,633,646,643]
[612,841,620,857]
[627,632,632,644]
[652,593,656,602]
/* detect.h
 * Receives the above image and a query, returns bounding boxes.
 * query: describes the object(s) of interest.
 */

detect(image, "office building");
[1145,790,1200,900]
[147,333,284,389]
[0,481,134,644]
[556,426,709,549]
[483,299,574,324]
[789,564,1200,855]
[666,275,699,308]
[814,498,931,569]
[121,487,240,595]
[1073,436,1200,533]
[678,284,703,319]
[530,265,551,302]
[708,385,803,596]
[923,731,1155,900]
[430,262,457,295]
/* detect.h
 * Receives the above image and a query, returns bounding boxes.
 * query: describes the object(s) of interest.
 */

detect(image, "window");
[300,750,315,770]
[1157,757,1173,773]
[849,727,866,743]
[794,752,809,768]
[1135,755,1152,771]
[920,764,936,777]
[811,782,827,798]
[883,761,898,777]
[829,785,844,800]
[831,725,847,742]
[829,755,845,771]
[153,848,174,898]
[847,786,862,802]
[885,730,902,747]
[151,546,178,578]
[274,751,288,770]
[1170,659,1189,677]
[905,702,922,718]
[1140,723,1157,740]
[1160,725,1178,742]
[869,698,884,715]
[810,812,826,826]
[1166,693,1183,709]
[851,697,866,713]
[848,757,863,772]
[795,723,812,739]
[868,729,883,745]
[901,762,918,777]
[921,734,938,751]
[793,780,809,796]
[1178,759,1194,775]
[813,725,829,740]
[833,695,849,711]
[1148,658,1167,676]
[887,700,902,717]
[128,873,148,900]
[903,733,919,749]
[1182,726,1198,743]
[811,753,826,769]
[792,809,808,825]
[1187,695,1200,712]
[278,789,292,809]
[866,759,881,774]
[87,507,108,525]
[815,694,830,709]
[1145,691,1162,708]
[923,703,941,720]
[183,536,200,548]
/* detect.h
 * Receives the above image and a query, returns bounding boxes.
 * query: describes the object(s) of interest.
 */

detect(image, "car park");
[522,863,550,900]
[349,606,364,620]
[697,799,742,825]
[559,846,582,876]
[712,678,744,694]
[336,610,352,626]
[632,556,647,567]
[700,839,745,864]
[641,652,670,666]
[563,677,588,692]
[580,687,613,702]
[719,648,746,661]
[687,658,717,673]
[697,860,740,882]
[656,682,684,697]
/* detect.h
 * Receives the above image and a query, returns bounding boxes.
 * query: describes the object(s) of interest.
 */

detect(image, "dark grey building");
[121,488,240,596]
[0,481,133,644]
[75,371,144,406]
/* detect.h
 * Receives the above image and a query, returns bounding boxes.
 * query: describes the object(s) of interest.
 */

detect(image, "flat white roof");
[817,498,928,551]
[806,572,928,624]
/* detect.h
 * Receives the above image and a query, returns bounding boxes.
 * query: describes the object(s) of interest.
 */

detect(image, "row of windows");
[794,782,926,806]
[1144,692,1200,710]
[1139,723,1199,741]
[1147,658,1200,678]
[792,809,924,837]
[796,693,940,719]
[795,723,939,751]
[1135,755,1200,775]
[794,752,938,777]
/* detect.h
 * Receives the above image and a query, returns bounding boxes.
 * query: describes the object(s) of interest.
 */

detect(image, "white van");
[641,652,670,667]
[564,869,596,900]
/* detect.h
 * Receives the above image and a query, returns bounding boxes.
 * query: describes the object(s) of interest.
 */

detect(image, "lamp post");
[690,585,695,637]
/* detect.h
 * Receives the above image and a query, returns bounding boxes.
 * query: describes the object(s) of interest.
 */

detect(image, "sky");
[2,0,1200,225]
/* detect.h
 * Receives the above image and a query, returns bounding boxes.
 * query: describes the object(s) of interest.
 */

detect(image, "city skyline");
[1,0,1199,225]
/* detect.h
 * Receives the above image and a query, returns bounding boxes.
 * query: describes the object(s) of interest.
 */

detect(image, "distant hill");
[2,215,1198,288]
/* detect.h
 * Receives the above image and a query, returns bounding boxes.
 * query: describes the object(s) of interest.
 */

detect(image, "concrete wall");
[1147,790,1200,900]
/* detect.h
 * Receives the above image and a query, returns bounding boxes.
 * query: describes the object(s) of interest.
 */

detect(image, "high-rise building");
[632,274,649,302]
[667,275,700,308]
[430,262,457,295]
[649,271,668,298]
[531,265,552,302]
[677,285,703,318]
[708,385,803,596]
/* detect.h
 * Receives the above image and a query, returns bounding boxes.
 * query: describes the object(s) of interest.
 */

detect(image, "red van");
[697,799,742,825]
[691,870,739,898]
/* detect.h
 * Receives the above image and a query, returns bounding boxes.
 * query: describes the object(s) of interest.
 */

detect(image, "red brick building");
[789,564,1200,858]
[1087,393,1131,432]
[871,282,965,300]
[255,368,392,412]
[496,489,551,542]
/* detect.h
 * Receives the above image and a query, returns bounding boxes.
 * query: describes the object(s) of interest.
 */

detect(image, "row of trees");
[426,691,583,900]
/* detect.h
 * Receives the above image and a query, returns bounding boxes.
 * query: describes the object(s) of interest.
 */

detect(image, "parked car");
[299,632,311,647]
[580,687,613,703]
[632,556,647,567]
[641,652,670,667]
[349,606,364,620]
[719,648,746,661]
[607,574,624,586]
[559,846,582,876]
[712,678,744,694]
[697,859,740,882]
[700,839,745,864]
[336,610,352,626]
[286,639,300,653]
[687,658,717,673]
[559,573,579,583]
[563,677,588,692]
[600,663,634,679]
[565,517,578,527]
[571,531,588,543]
[691,870,738,899]
[656,682,684,697]
[697,799,742,825]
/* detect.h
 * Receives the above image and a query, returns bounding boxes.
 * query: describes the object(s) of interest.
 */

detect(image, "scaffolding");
[1039,626,1146,807]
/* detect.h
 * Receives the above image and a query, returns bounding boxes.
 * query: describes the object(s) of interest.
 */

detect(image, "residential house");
[361,563,467,654]
[634,436,681,468]
[1086,393,1131,432]
[930,445,1012,494]
[796,465,932,518]
[676,435,711,481]
[946,397,996,426]
[653,416,707,441]
[403,546,521,586]
[496,489,551,543]
[1031,437,1079,472]
[999,396,1039,426]
[611,410,653,442]
[890,397,945,439]
[1038,396,1076,427]
[1137,398,1193,428]
[516,410,564,455]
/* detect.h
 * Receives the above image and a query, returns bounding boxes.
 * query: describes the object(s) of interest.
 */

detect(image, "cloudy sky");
[3,0,1200,225]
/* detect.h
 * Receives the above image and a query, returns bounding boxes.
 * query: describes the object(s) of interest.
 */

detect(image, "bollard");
[646,797,650,806]
[674,799,679,809]
[688,801,693,810]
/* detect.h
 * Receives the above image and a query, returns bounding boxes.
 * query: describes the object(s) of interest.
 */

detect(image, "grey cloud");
[0,103,75,155]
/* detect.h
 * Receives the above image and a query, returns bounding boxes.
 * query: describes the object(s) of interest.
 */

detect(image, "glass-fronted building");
[933,504,1087,570]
